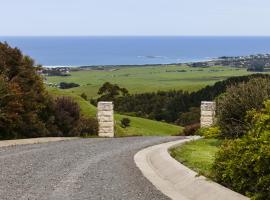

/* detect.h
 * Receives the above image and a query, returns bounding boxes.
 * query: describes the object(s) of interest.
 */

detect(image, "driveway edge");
[134,136,249,200]
[0,137,78,148]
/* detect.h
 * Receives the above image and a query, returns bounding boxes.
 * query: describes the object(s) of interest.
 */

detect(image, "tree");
[0,42,54,138]
[97,82,129,102]
[0,76,23,139]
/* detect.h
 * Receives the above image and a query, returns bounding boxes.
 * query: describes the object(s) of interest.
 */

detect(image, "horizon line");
[1,35,270,37]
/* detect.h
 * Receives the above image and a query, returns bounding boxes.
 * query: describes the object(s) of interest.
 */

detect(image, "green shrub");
[212,101,270,200]
[121,118,131,128]
[197,126,221,138]
[217,78,270,139]
[182,123,200,136]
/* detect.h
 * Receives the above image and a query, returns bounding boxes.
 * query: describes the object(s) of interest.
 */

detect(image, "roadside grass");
[170,139,223,177]
[48,88,182,137]
[46,65,255,98]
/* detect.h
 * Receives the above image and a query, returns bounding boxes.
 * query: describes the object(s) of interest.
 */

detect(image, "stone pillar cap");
[98,101,113,104]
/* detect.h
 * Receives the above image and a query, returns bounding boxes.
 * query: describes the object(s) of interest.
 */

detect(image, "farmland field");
[46,65,256,98]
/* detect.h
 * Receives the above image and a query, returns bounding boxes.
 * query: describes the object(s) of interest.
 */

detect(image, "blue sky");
[0,0,269,36]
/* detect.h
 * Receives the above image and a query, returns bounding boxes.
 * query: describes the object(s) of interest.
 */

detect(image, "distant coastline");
[1,36,270,66]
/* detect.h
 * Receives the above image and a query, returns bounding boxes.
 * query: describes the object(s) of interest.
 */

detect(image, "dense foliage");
[216,78,270,138]
[0,42,97,139]
[111,74,270,125]
[212,101,270,200]
[0,42,56,139]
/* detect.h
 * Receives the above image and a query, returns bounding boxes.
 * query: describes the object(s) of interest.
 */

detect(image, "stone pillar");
[97,102,114,137]
[200,101,216,128]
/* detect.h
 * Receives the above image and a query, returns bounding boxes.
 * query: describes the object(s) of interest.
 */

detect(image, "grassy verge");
[170,139,222,177]
[48,88,182,137]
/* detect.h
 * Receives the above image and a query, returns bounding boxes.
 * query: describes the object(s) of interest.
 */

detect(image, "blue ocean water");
[1,36,270,66]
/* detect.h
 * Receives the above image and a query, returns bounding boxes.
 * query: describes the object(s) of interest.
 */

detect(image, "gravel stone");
[0,137,183,200]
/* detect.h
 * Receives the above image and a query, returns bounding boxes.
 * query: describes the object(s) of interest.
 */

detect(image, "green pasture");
[46,65,254,98]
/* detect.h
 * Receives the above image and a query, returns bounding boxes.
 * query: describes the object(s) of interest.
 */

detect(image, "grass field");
[46,65,255,98]
[48,88,182,137]
[170,139,222,177]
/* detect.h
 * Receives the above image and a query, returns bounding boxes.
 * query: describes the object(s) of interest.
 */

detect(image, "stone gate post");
[200,101,216,128]
[97,102,114,137]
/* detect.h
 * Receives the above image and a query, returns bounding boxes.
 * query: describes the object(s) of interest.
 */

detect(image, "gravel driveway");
[0,136,183,200]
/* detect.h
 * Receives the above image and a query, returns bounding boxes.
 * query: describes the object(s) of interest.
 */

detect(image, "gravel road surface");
[0,136,183,200]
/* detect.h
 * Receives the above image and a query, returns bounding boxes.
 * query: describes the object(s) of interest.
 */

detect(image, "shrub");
[216,78,270,138]
[212,101,270,199]
[121,118,131,128]
[176,107,200,126]
[54,97,81,136]
[197,126,221,138]
[182,123,200,136]
[71,117,98,137]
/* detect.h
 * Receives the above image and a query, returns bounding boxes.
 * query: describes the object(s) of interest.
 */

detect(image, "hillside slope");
[48,88,182,137]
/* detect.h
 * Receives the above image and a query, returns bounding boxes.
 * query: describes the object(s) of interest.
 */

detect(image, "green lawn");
[48,88,182,137]
[170,139,222,177]
[46,65,255,98]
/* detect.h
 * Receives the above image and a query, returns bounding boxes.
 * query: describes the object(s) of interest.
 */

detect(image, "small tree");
[97,82,129,102]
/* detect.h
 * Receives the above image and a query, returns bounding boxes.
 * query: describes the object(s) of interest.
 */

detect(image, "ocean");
[1,36,270,66]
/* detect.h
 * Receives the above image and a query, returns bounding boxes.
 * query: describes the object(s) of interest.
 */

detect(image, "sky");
[0,0,270,36]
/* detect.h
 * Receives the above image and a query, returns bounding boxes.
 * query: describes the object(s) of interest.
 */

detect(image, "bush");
[212,101,270,199]
[121,118,131,128]
[71,117,98,137]
[176,107,200,126]
[217,78,270,139]
[54,97,81,136]
[182,123,200,136]
[197,126,221,138]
